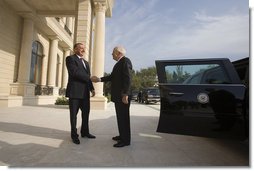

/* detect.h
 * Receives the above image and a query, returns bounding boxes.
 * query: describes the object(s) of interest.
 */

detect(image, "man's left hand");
[122,95,128,104]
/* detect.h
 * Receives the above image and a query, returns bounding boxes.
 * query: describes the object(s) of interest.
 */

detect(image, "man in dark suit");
[66,43,96,145]
[91,46,133,147]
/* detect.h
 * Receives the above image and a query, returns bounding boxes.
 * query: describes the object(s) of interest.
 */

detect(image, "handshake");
[90,76,100,83]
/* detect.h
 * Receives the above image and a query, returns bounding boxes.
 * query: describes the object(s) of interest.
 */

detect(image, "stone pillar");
[62,49,70,88]
[40,54,47,86]
[47,37,59,96]
[57,55,63,88]
[74,0,92,61]
[92,2,106,98]
[10,16,35,96]
[47,37,59,87]
[18,18,34,83]
[73,0,107,109]
[66,17,73,33]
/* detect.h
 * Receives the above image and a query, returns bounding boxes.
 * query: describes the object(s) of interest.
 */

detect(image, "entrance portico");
[0,0,115,109]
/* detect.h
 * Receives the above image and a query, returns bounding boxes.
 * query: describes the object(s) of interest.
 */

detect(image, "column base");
[0,95,23,107]
[52,87,59,96]
[10,83,35,96]
[0,95,58,107]
[90,96,108,110]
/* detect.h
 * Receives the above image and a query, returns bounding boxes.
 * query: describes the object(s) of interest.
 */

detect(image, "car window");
[147,89,160,94]
[183,71,203,84]
[164,63,231,84]
[202,67,231,84]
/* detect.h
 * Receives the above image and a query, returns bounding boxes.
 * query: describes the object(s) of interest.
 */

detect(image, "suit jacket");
[65,54,94,99]
[101,56,133,103]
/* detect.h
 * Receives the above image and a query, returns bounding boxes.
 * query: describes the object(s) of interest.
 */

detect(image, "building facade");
[0,0,114,109]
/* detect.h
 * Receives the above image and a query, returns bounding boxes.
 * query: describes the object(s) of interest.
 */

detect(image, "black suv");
[141,87,160,104]
[155,58,248,140]
[131,90,139,101]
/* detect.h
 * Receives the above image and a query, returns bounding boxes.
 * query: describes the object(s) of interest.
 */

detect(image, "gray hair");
[114,46,126,56]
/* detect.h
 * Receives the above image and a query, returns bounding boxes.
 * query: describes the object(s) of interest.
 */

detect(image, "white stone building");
[0,0,114,109]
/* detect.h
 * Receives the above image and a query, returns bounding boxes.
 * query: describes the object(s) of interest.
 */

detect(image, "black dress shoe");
[72,138,80,144]
[112,136,121,141]
[81,133,96,139]
[113,141,130,148]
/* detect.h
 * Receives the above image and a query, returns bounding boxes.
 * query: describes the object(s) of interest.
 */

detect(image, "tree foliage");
[133,67,158,90]
[102,66,158,96]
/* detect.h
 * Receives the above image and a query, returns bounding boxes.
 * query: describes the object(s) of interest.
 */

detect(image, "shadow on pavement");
[0,113,249,167]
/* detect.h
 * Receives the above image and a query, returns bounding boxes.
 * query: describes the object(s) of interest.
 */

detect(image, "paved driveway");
[0,102,249,167]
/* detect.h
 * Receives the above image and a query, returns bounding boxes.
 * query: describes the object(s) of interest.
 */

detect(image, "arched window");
[30,41,43,84]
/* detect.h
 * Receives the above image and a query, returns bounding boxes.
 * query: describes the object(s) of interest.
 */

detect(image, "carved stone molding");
[94,2,106,13]
[35,85,53,95]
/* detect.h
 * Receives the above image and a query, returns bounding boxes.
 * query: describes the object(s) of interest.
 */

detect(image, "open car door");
[155,58,247,139]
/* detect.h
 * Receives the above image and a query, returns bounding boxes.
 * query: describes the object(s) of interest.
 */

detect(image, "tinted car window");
[203,67,228,84]
[147,89,160,95]
[183,71,203,84]
[165,63,231,84]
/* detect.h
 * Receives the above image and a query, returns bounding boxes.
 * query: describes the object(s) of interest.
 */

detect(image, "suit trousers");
[114,100,131,144]
[69,98,90,139]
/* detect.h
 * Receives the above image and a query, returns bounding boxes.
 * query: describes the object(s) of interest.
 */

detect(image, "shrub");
[55,96,69,105]
[106,94,111,102]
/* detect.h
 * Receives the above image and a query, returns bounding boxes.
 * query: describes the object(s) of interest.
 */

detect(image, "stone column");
[40,54,47,86]
[74,0,92,61]
[73,0,107,109]
[62,49,70,88]
[47,37,59,87]
[18,18,34,83]
[47,37,59,96]
[10,16,35,96]
[57,55,63,88]
[66,17,73,33]
[92,2,106,97]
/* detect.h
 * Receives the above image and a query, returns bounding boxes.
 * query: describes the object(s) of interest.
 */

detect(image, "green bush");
[55,96,69,105]
[106,94,111,102]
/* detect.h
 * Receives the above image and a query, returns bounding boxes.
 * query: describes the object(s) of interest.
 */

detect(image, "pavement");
[0,101,249,167]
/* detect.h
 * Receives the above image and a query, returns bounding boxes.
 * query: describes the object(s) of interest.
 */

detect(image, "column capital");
[18,12,36,20]
[63,47,72,51]
[94,2,106,13]
[48,36,61,41]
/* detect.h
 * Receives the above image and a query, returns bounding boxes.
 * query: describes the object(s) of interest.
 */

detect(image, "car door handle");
[169,92,184,96]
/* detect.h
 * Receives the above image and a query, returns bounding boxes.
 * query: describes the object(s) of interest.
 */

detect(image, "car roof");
[155,58,230,63]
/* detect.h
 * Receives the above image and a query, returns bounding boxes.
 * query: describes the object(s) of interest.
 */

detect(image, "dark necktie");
[79,58,87,70]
